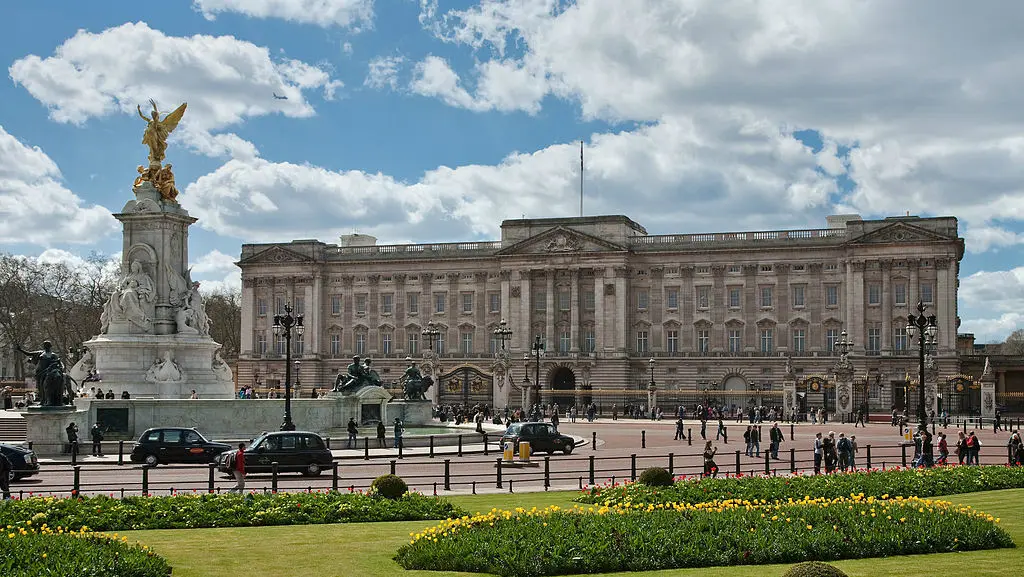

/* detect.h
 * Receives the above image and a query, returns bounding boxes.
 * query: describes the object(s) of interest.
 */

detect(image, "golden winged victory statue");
[135,99,186,203]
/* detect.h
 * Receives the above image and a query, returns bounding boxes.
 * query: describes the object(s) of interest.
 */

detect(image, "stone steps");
[0,413,27,442]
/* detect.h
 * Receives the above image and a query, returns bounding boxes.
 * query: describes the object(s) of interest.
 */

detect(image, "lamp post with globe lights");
[906,301,938,425]
[272,303,303,431]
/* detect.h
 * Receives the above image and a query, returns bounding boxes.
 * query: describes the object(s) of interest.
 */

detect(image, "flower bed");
[1,521,171,577]
[577,465,1024,506]
[0,491,466,531]
[395,496,1013,576]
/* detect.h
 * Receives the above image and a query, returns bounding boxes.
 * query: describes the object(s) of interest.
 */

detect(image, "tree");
[203,287,242,359]
[1005,329,1024,356]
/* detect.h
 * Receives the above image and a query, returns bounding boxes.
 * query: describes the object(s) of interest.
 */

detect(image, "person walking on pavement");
[744,426,753,456]
[65,422,79,456]
[0,450,12,500]
[376,421,387,448]
[346,418,358,449]
[674,417,685,441]
[769,422,784,460]
[393,418,405,450]
[813,432,823,474]
[702,441,719,478]
[90,423,104,457]
[229,443,246,494]
[700,416,707,440]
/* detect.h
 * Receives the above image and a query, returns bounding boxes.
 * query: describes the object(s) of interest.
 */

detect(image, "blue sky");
[1,1,1022,342]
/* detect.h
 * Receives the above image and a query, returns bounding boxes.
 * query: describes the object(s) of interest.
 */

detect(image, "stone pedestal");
[835,376,854,416]
[387,400,433,426]
[981,382,996,419]
[327,385,392,425]
[85,333,232,399]
[23,406,86,456]
[782,379,796,419]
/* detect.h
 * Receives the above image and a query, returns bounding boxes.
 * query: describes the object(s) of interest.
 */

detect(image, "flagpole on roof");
[580,140,584,217]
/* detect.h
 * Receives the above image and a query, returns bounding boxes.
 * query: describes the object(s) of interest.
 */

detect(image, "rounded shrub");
[783,561,849,577]
[371,474,409,499]
[637,467,674,487]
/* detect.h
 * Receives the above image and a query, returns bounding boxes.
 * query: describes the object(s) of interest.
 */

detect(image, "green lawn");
[123,489,1023,577]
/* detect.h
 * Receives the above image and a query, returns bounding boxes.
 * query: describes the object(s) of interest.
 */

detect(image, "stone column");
[519,271,532,350]
[570,269,580,352]
[500,270,513,350]
[880,259,892,352]
[614,267,628,352]
[241,278,255,356]
[851,261,865,354]
[368,275,380,355]
[545,270,555,349]
[935,258,954,352]
[908,259,920,310]
[680,266,694,349]
[594,268,606,352]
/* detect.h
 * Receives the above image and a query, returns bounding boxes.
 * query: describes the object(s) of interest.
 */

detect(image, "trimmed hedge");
[0,491,466,531]
[784,561,848,577]
[371,474,409,499]
[395,496,1013,576]
[637,467,674,487]
[578,465,1024,506]
[1,521,171,577]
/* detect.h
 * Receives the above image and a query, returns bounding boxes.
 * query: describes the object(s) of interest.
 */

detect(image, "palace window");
[760,328,774,353]
[867,327,881,354]
[894,327,908,352]
[868,284,881,305]
[583,329,596,353]
[637,290,649,310]
[489,292,501,313]
[792,329,806,354]
[434,293,446,314]
[559,290,571,311]
[355,332,366,356]
[920,282,934,304]
[760,286,773,308]
[462,292,474,314]
[666,330,679,353]
[728,329,742,353]
[696,329,710,354]
[436,332,445,355]
[407,292,419,314]
[826,328,840,352]
[275,297,286,315]
[407,332,419,355]
[275,334,286,355]
[894,283,907,306]
[355,294,367,316]
[559,330,571,353]
[330,295,341,315]
[257,298,268,317]
[294,297,305,316]
[256,333,267,355]
[534,291,546,311]
[666,288,679,309]
[636,330,649,353]
[697,286,710,310]
[330,334,341,357]
[792,285,805,308]
[294,335,304,356]
[729,287,741,309]
[825,285,839,307]
[381,294,393,315]
[381,332,392,355]
[584,290,595,310]
[460,330,473,354]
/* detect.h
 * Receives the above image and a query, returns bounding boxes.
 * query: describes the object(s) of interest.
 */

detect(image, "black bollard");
[458,435,463,457]
[724,427,728,444]
[588,455,595,486]
[71,442,78,465]
[142,467,149,495]
[790,448,796,473]
[735,450,741,475]
[72,465,81,495]
[641,430,646,449]
[544,456,550,490]
[592,431,597,450]
[790,423,795,440]
[866,445,872,469]
[495,458,502,489]
[429,435,435,458]
[364,437,369,460]
[118,440,124,466]
[688,428,692,446]
[332,462,339,492]
[901,444,908,468]
[483,433,489,456]
[390,459,397,475]
[630,454,637,481]
[668,452,674,476]
[208,463,216,493]
[398,443,403,460]
[271,462,279,493]
[444,459,451,491]
[764,451,770,475]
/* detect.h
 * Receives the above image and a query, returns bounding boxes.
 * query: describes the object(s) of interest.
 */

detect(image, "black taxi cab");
[216,431,333,476]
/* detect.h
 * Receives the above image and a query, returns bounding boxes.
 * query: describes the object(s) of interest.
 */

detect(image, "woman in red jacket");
[230,442,246,493]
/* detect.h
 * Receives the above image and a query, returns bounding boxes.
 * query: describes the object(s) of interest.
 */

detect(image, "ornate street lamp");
[528,335,544,410]
[492,319,513,352]
[272,303,303,431]
[421,321,440,352]
[907,301,938,425]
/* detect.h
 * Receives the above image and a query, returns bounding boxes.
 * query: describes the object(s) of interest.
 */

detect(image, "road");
[9,418,1019,498]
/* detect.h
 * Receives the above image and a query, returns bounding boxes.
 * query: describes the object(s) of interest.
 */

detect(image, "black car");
[500,422,576,455]
[216,431,333,476]
[130,427,232,466]
[1,443,40,481]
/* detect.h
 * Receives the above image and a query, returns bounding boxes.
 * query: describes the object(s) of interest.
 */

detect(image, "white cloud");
[365,55,405,90]
[9,22,341,160]
[959,267,1024,342]
[962,226,1024,254]
[190,249,239,275]
[183,112,834,242]
[408,0,1024,239]
[190,249,241,294]
[193,0,374,29]
[0,126,118,246]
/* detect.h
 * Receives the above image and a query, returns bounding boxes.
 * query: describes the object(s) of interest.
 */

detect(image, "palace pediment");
[847,222,951,245]
[236,245,315,265]
[496,226,628,256]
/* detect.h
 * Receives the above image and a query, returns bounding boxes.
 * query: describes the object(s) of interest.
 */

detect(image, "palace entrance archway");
[549,367,576,410]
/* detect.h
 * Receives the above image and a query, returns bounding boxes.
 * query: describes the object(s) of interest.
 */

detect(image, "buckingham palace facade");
[237,214,965,414]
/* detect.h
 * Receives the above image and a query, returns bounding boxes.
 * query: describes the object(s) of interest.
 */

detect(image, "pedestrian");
[955,431,967,465]
[823,431,838,473]
[229,442,246,494]
[65,422,79,456]
[994,410,1002,432]
[90,423,104,457]
[769,422,784,460]
[849,435,858,469]
[744,426,753,457]
[751,426,761,457]
[700,417,707,440]
[393,418,404,450]
[966,431,981,465]
[611,404,618,421]
[855,407,866,428]
[702,441,719,478]
[1,386,12,410]
[919,429,934,468]
[674,417,685,441]
[937,432,949,465]
[716,417,725,441]
[376,421,387,448]
[346,418,358,449]
[0,449,12,499]
[813,432,823,475]
[837,432,851,471]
